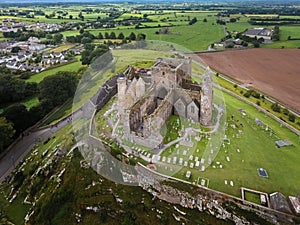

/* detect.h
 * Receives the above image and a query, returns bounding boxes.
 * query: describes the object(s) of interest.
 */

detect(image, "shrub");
[251,90,260,99]
[271,103,281,113]
[283,108,289,115]
[243,91,251,98]
[288,114,295,122]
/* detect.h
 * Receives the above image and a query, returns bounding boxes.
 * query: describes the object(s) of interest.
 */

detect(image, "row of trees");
[81,43,112,66]
[3,30,63,44]
[0,71,79,154]
[272,26,280,41]
[66,30,146,44]
[240,87,297,124]
[271,103,296,122]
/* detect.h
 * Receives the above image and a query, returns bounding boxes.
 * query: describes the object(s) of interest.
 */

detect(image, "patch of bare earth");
[193,49,300,112]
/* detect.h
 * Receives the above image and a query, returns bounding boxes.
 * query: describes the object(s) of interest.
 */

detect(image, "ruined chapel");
[117,57,213,148]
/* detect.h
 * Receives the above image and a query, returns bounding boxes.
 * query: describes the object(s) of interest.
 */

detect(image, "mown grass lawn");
[175,89,300,198]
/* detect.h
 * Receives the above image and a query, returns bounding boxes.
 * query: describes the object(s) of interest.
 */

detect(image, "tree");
[271,103,281,113]
[11,46,22,53]
[137,33,146,41]
[53,33,63,44]
[46,34,53,39]
[128,32,136,41]
[104,32,109,39]
[0,76,37,104]
[38,71,78,107]
[81,37,92,44]
[0,117,15,153]
[288,114,295,122]
[69,15,73,19]
[203,18,207,22]
[90,49,113,70]
[79,28,84,34]
[189,17,197,25]
[98,32,103,39]
[283,108,289,115]
[118,32,124,40]
[3,104,30,133]
[109,31,116,39]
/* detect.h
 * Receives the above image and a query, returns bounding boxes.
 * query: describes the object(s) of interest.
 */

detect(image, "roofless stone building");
[117,57,213,148]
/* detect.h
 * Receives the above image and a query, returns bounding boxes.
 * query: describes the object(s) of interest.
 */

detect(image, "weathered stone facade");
[117,57,213,148]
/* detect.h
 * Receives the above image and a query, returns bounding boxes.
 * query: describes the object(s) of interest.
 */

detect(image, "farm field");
[45,43,76,53]
[60,11,224,51]
[197,48,300,112]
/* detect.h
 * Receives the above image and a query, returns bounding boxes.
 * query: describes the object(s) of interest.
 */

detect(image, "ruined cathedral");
[117,57,213,148]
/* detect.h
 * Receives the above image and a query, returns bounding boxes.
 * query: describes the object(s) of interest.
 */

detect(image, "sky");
[2,0,300,3]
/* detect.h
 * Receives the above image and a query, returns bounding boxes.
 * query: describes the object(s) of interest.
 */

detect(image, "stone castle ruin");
[117,57,213,148]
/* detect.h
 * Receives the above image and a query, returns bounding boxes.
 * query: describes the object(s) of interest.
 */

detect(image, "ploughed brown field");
[193,49,300,112]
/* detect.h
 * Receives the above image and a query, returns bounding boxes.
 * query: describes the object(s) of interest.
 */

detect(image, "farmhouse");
[244,28,273,40]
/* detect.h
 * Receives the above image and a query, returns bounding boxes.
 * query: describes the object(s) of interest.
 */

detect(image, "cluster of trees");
[66,30,96,44]
[0,71,78,154]
[81,43,113,69]
[3,29,63,44]
[271,103,296,122]
[42,33,64,45]
[232,32,265,48]
[0,75,37,104]
[240,88,297,124]
[243,89,260,99]
[272,26,280,41]
[3,29,46,40]
[216,19,226,25]
[188,17,197,25]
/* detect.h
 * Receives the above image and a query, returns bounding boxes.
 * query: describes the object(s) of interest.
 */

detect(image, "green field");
[21,97,40,110]
[225,15,261,33]
[60,12,224,51]
[27,56,82,83]
[264,25,300,48]
[175,89,300,197]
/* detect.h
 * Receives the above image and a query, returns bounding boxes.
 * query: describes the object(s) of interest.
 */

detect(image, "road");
[0,109,83,183]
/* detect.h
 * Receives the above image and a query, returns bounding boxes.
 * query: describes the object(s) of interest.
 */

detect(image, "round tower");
[200,67,213,126]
